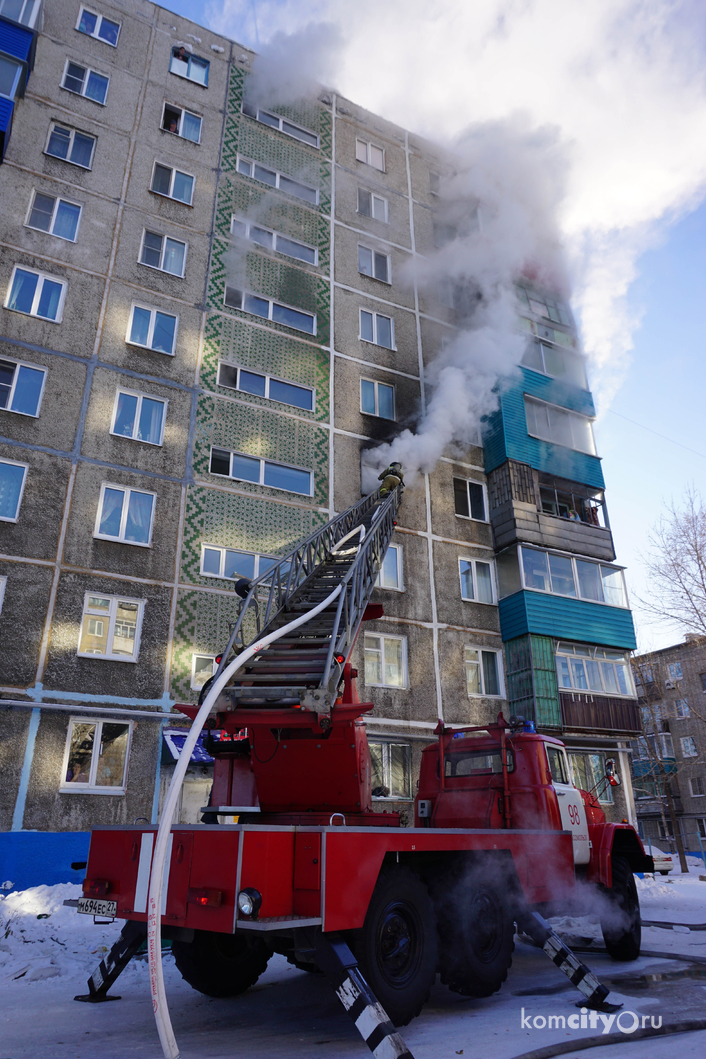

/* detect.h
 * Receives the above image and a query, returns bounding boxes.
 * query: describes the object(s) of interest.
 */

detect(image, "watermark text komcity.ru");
[521,1007,662,1034]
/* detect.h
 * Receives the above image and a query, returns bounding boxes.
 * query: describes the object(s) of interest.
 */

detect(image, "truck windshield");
[546,745,570,785]
[444,748,514,777]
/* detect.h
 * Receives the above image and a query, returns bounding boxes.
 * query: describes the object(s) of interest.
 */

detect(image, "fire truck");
[74,480,652,1054]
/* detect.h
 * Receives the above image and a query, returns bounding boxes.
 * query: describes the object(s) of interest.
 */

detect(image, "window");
[26,191,81,241]
[524,395,596,455]
[170,46,209,86]
[0,574,5,614]
[358,245,390,283]
[445,749,515,778]
[568,752,613,804]
[360,378,395,420]
[162,103,202,143]
[0,458,28,522]
[690,777,705,797]
[191,654,216,690]
[230,217,317,265]
[201,545,277,582]
[668,662,683,682]
[61,718,132,792]
[111,390,166,446]
[210,447,312,496]
[675,699,690,718]
[519,547,628,607]
[459,558,495,604]
[358,188,388,222]
[217,363,314,411]
[0,0,41,28]
[464,646,502,697]
[522,340,588,389]
[0,358,46,417]
[77,593,144,661]
[519,316,576,350]
[150,163,194,205]
[681,736,698,758]
[236,156,318,205]
[139,231,186,277]
[127,304,178,356]
[453,477,487,521]
[364,633,407,688]
[94,484,156,546]
[376,543,403,590]
[539,475,607,527]
[76,7,120,45]
[5,266,66,322]
[516,286,573,327]
[701,673,706,692]
[429,171,440,197]
[45,123,96,168]
[61,60,109,104]
[0,55,23,99]
[699,818,706,839]
[555,642,634,697]
[224,287,316,335]
[356,139,385,171]
[360,309,394,349]
[369,742,412,799]
[241,101,319,147]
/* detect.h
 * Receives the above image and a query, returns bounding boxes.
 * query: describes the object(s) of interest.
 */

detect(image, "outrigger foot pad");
[75,920,147,1003]
[315,934,415,1058]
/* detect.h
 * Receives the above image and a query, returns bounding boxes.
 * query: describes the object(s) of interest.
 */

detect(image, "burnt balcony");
[560,692,641,734]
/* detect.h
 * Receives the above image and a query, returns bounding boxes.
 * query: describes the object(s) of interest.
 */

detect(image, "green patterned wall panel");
[202,314,330,423]
[193,392,329,506]
[170,588,237,702]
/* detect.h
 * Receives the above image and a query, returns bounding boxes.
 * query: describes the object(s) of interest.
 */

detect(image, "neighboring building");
[631,636,706,854]
[0,0,638,886]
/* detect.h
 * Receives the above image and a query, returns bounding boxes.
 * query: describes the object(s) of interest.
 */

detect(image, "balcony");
[560,692,641,734]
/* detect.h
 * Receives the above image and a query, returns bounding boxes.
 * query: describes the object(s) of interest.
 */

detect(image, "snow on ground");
[0,874,704,1059]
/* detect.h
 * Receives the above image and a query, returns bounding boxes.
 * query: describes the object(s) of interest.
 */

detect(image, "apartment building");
[0,0,637,887]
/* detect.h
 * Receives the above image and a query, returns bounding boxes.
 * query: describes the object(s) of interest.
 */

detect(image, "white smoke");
[244,20,342,108]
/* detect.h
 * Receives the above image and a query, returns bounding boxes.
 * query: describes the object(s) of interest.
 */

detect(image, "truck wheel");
[434,870,514,997]
[601,855,641,961]
[171,930,270,997]
[354,866,438,1026]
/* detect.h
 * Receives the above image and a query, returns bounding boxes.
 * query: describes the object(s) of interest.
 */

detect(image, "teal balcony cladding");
[520,368,596,416]
[483,384,605,489]
[498,591,637,650]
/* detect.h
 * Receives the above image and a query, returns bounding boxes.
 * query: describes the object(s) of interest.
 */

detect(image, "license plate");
[77,898,117,917]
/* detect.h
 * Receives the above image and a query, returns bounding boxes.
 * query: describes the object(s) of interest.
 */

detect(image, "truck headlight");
[237,887,262,919]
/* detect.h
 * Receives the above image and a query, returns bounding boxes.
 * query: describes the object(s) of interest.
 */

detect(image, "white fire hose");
[148,525,366,1058]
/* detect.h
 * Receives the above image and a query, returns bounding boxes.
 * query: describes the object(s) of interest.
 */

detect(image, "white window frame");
[369,741,413,800]
[110,389,167,446]
[360,377,396,420]
[236,155,319,205]
[358,244,391,284]
[675,699,690,718]
[230,216,318,266]
[223,286,317,336]
[4,265,67,323]
[0,356,47,417]
[668,662,683,681]
[44,122,96,169]
[516,286,573,327]
[76,6,121,46]
[689,776,705,797]
[357,187,388,223]
[217,362,314,412]
[0,574,6,614]
[59,716,133,794]
[77,592,145,663]
[464,645,504,698]
[94,483,156,547]
[191,654,216,691]
[169,48,210,86]
[0,54,23,100]
[200,544,276,582]
[364,632,408,689]
[209,447,313,497]
[359,309,395,349]
[25,189,82,241]
[681,736,698,758]
[138,230,187,277]
[61,59,109,104]
[0,0,41,29]
[241,102,319,148]
[521,339,588,389]
[459,557,497,604]
[453,476,488,522]
[375,543,403,591]
[524,394,597,456]
[356,138,385,172]
[0,458,28,522]
[555,641,636,698]
[518,546,630,609]
[161,102,202,143]
[150,161,195,206]
[126,303,179,356]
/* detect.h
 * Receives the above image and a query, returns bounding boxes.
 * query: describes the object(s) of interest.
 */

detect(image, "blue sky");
[162,0,706,650]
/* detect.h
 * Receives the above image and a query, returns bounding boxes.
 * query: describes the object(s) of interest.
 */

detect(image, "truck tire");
[434,868,514,997]
[353,866,438,1026]
[171,929,270,997]
[601,855,641,961]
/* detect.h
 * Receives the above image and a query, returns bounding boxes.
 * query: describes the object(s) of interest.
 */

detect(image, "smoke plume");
[245,20,342,109]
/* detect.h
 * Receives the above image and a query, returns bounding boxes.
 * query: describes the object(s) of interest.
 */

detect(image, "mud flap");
[75,920,147,1003]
